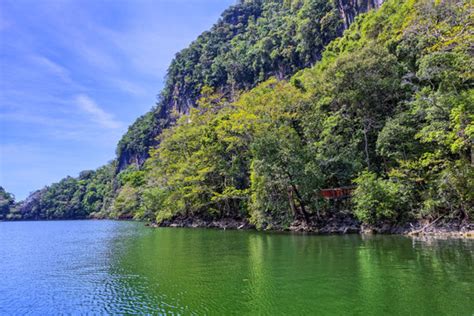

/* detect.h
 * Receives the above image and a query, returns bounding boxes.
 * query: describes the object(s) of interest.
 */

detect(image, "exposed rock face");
[117,145,150,172]
[116,109,166,172]
[116,0,386,172]
[337,0,384,29]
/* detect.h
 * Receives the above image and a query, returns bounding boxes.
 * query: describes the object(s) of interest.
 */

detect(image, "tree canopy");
[7,0,473,229]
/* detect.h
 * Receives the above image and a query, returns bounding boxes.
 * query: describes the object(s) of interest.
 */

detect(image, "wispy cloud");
[0,0,234,199]
[74,42,119,72]
[29,55,72,83]
[76,94,122,129]
[110,78,147,96]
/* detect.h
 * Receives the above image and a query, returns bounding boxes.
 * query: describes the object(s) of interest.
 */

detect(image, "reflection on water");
[0,221,473,315]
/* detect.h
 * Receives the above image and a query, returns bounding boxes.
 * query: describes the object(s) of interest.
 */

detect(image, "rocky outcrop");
[148,215,254,230]
[115,0,386,173]
[337,0,384,29]
[149,213,473,238]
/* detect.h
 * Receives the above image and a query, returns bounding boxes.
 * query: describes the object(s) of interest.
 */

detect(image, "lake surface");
[0,220,472,315]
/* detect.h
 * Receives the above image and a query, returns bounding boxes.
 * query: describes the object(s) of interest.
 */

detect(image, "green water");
[0,221,472,315]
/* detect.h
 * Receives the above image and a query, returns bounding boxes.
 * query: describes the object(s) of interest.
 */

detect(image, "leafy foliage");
[352,172,410,224]
[135,0,473,227]
[13,162,117,220]
[9,0,473,229]
[116,0,347,170]
[0,187,15,220]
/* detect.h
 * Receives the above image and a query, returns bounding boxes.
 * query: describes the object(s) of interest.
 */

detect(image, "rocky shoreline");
[147,214,474,238]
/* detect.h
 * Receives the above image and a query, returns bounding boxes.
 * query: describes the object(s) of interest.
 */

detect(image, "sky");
[0,0,235,200]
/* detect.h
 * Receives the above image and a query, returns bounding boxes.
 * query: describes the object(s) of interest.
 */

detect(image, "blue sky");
[0,0,235,200]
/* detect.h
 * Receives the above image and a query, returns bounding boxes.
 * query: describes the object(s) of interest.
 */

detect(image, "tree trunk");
[471,144,473,166]
[284,168,310,223]
[287,187,298,217]
[363,123,371,170]
[291,184,310,224]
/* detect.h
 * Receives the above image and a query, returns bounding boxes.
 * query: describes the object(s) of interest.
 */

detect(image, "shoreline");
[2,216,472,238]
[149,215,474,239]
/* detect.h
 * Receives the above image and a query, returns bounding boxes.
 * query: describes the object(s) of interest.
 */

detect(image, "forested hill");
[116,0,383,171]
[4,0,473,231]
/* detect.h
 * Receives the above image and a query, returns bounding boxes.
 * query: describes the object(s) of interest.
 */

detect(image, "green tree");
[353,171,410,225]
[0,187,15,220]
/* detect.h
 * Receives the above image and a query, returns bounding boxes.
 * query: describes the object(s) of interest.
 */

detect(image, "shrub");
[353,171,409,225]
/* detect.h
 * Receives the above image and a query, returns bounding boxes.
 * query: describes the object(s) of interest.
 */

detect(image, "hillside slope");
[116,0,383,171]
[121,0,473,231]
[7,0,473,231]
[8,0,382,221]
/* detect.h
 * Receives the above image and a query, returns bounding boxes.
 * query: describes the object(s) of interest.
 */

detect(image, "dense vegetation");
[116,0,378,170]
[8,163,117,220]
[0,187,15,220]
[129,0,473,228]
[3,0,472,230]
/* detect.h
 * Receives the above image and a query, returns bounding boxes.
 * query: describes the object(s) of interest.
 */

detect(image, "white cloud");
[110,78,147,96]
[29,55,72,83]
[76,94,122,129]
[74,42,119,72]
